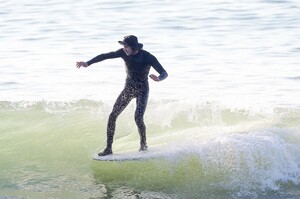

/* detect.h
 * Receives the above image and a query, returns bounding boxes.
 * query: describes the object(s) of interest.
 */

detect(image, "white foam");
[145,127,300,195]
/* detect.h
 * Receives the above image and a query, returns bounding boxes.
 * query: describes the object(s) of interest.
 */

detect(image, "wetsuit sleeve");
[149,54,168,81]
[87,49,123,66]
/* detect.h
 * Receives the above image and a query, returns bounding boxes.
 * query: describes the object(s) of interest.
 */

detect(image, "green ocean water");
[0,100,299,199]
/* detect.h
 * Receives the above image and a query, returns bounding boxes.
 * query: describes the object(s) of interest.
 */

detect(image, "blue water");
[1,0,300,198]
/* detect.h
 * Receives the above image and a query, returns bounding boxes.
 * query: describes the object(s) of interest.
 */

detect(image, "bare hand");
[76,61,88,68]
[149,74,160,82]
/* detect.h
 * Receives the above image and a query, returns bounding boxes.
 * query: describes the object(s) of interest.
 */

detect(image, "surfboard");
[92,146,164,161]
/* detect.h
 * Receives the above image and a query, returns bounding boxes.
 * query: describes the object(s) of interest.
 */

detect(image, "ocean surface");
[1,0,300,198]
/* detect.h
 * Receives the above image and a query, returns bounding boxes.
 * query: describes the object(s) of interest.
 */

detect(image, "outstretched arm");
[76,49,124,69]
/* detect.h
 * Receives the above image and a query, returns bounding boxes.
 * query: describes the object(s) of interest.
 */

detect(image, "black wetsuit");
[87,48,168,150]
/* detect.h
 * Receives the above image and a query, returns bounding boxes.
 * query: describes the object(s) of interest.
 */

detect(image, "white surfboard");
[92,146,165,161]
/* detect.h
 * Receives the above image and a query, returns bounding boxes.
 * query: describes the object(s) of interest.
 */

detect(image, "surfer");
[76,35,168,156]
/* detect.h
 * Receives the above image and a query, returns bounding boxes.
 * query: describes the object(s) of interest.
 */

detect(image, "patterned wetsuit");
[87,48,168,149]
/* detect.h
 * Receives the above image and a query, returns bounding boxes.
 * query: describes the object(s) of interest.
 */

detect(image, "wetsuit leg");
[106,87,134,149]
[135,84,149,149]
